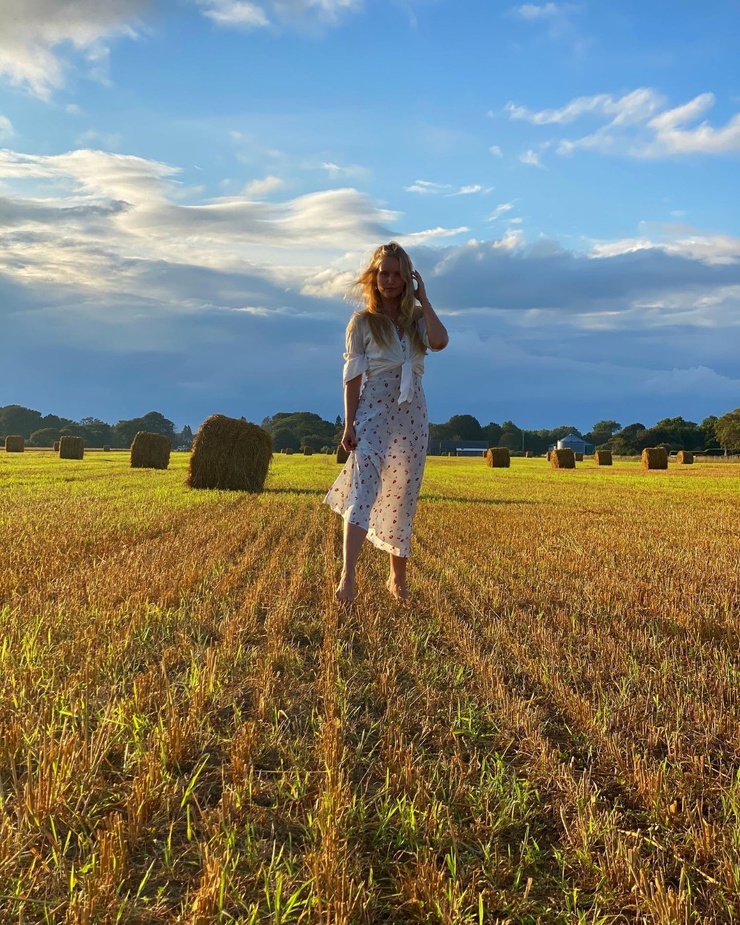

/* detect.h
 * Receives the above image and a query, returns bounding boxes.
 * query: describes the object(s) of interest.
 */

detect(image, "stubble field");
[1,450,739,924]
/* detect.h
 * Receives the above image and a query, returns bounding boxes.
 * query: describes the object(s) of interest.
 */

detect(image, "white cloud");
[199,1,269,28]
[397,226,470,244]
[487,202,515,222]
[0,116,14,141]
[519,149,543,167]
[243,175,286,196]
[404,179,452,194]
[319,161,368,179]
[0,0,145,98]
[404,180,491,196]
[488,144,503,157]
[509,88,740,158]
[514,3,560,20]
[197,0,361,29]
[506,88,665,126]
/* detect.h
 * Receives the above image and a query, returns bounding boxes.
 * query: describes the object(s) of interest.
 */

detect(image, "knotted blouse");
[342,311,431,405]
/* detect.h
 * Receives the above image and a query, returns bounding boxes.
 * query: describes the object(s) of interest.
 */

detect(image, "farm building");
[551,433,594,455]
[428,439,488,457]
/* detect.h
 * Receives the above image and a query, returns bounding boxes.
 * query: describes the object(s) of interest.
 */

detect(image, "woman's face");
[376,256,406,301]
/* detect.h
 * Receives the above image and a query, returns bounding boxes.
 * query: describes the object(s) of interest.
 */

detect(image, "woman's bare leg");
[336,520,367,602]
[386,553,408,601]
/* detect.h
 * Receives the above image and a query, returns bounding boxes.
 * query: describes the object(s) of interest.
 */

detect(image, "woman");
[323,242,449,602]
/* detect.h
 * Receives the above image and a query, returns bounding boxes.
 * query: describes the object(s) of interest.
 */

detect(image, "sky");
[1,0,739,433]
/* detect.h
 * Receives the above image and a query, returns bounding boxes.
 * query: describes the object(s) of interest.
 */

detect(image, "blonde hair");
[352,241,426,354]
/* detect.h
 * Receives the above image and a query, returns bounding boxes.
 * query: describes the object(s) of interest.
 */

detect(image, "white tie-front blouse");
[342,311,431,404]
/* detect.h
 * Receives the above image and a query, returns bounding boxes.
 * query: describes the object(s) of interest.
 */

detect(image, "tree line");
[428,412,740,455]
[4,404,740,454]
[0,406,193,449]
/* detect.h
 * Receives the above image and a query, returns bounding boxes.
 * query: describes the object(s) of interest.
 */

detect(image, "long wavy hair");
[352,242,426,354]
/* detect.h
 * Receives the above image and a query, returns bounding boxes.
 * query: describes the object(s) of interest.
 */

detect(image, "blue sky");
[1,0,739,432]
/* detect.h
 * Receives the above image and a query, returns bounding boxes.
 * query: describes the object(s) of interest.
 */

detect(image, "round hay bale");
[525,450,533,458]
[676,450,694,465]
[53,441,60,452]
[59,436,84,460]
[550,448,575,469]
[642,447,668,470]
[285,448,294,455]
[130,431,171,470]
[303,446,313,456]
[103,445,111,453]
[574,452,584,462]
[187,414,272,491]
[594,450,613,466]
[486,447,510,468]
[546,450,552,462]
[336,444,349,465]
[5,435,24,453]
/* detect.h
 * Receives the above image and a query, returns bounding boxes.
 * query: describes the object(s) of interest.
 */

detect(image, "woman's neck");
[379,296,401,316]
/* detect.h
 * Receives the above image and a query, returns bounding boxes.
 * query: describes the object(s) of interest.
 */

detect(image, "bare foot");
[385,576,408,602]
[335,573,356,603]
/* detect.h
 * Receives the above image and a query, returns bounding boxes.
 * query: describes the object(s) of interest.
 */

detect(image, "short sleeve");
[342,313,369,382]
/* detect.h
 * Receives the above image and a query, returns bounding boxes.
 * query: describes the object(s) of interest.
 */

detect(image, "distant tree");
[272,427,301,451]
[608,423,646,455]
[715,409,740,452]
[176,425,194,448]
[114,411,175,447]
[79,417,116,448]
[700,415,720,450]
[445,414,483,441]
[429,422,453,440]
[29,427,62,447]
[261,411,336,450]
[0,405,44,439]
[585,420,621,444]
[481,422,502,447]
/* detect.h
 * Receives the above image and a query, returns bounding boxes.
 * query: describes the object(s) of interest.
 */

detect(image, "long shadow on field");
[266,487,328,497]
[420,494,542,505]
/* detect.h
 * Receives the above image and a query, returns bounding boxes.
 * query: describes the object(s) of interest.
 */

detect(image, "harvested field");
[1,452,740,922]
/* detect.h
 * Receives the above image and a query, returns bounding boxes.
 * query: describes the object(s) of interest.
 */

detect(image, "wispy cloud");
[404,179,452,194]
[199,1,269,29]
[487,202,515,222]
[508,88,740,158]
[197,0,362,30]
[0,115,14,141]
[488,144,503,157]
[513,3,561,20]
[404,179,492,196]
[243,175,286,196]
[0,0,145,98]
[519,149,543,167]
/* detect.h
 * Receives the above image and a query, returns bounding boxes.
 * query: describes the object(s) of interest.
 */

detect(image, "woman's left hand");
[411,269,429,304]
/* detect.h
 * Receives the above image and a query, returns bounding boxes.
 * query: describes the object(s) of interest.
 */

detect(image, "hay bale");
[336,444,349,464]
[59,436,84,460]
[285,448,294,455]
[5,435,24,453]
[525,451,533,458]
[676,450,694,465]
[546,450,552,462]
[103,445,111,453]
[594,450,613,466]
[575,452,584,462]
[130,431,171,470]
[303,447,313,456]
[53,441,60,452]
[550,448,575,469]
[642,447,668,470]
[187,414,272,491]
[486,447,510,468]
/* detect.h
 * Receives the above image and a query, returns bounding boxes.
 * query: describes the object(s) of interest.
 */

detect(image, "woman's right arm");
[341,375,362,451]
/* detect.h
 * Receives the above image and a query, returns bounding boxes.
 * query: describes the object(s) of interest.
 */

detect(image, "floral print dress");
[323,312,431,558]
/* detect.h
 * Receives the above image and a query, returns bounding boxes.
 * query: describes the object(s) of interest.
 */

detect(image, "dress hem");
[323,499,410,558]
